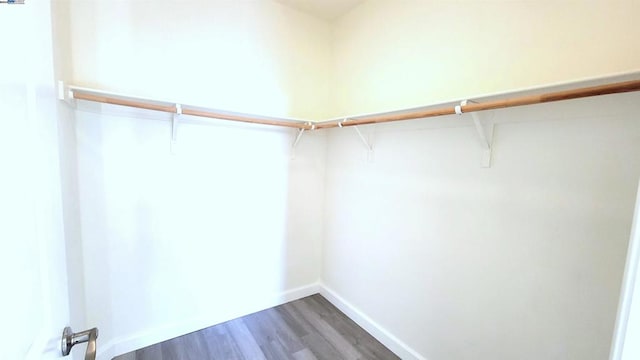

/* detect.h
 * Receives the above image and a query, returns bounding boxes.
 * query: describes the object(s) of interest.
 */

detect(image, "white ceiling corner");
[274,0,365,21]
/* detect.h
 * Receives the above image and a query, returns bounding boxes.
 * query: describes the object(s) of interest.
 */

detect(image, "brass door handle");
[61,327,99,360]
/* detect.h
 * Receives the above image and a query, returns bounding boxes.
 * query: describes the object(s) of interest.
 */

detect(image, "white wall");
[322,92,640,360]
[74,103,326,358]
[330,0,640,117]
[325,2,640,357]
[67,0,332,120]
[58,1,331,357]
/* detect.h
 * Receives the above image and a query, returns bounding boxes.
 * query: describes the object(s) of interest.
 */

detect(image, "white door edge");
[610,179,640,360]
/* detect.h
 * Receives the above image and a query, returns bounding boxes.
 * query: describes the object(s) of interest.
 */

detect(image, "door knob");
[61,326,99,360]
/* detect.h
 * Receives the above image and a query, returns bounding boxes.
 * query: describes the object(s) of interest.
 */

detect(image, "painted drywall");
[322,92,640,360]
[60,2,330,357]
[330,0,640,117]
[73,103,326,358]
[66,0,332,120]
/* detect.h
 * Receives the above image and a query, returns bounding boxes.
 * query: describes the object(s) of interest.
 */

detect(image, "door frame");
[610,179,640,360]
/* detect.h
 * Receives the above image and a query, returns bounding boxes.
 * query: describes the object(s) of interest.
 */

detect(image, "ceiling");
[274,0,365,21]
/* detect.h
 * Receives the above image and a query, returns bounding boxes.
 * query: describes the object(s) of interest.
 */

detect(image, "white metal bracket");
[291,122,315,159]
[340,119,374,161]
[290,127,306,159]
[292,128,306,150]
[171,104,182,154]
[457,100,494,168]
[57,81,76,108]
[471,112,494,168]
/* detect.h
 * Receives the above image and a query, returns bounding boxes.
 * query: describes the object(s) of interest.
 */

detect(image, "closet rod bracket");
[290,124,311,159]
[171,104,182,153]
[341,119,374,161]
[458,100,494,168]
[57,81,76,108]
[292,127,306,149]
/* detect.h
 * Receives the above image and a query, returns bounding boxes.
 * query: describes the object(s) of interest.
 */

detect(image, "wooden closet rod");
[314,79,640,129]
[70,79,640,131]
[70,91,310,130]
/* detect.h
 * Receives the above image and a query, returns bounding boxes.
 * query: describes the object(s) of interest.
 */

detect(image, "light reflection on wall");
[68,0,332,120]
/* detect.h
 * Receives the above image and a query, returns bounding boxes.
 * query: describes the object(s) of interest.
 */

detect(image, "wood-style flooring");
[113,294,400,360]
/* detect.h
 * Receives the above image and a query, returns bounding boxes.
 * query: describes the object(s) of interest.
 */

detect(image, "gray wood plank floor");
[113,294,399,360]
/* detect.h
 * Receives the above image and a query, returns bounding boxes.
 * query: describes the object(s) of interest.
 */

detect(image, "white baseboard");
[319,283,427,360]
[98,282,426,360]
[99,282,320,360]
